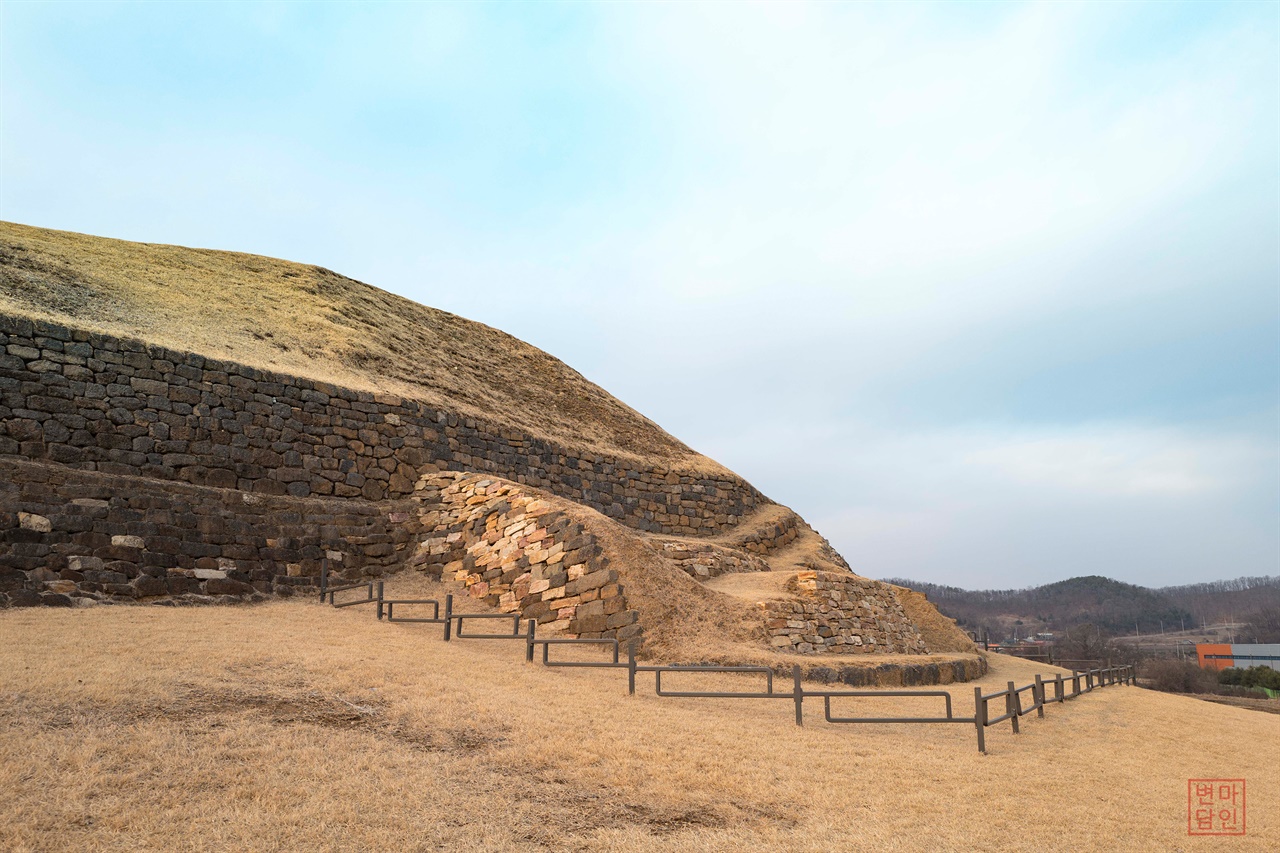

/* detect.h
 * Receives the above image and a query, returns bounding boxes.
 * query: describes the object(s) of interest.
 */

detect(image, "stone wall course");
[760,571,930,656]
[0,457,424,607]
[407,472,640,643]
[0,312,764,536]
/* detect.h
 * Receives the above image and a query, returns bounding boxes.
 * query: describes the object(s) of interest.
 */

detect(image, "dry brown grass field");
[2,589,1276,852]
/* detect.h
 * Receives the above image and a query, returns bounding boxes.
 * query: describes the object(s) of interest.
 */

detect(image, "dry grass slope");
[0,221,715,470]
[891,586,978,653]
[2,602,1276,852]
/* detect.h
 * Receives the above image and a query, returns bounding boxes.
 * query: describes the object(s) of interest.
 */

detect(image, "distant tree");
[885,574,1278,640]
[1242,606,1280,644]
[1055,623,1116,664]
[1219,666,1280,692]
[1146,660,1218,694]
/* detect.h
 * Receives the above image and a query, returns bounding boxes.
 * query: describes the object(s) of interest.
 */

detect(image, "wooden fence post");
[1007,681,1019,734]
[628,642,638,695]
[974,686,986,754]
[793,665,804,726]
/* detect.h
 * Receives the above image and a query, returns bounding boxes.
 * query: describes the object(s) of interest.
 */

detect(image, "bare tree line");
[885,574,1280,643]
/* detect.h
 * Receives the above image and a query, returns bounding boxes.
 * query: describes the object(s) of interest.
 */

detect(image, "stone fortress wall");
[0,311,971,677]
[760,571,929,655]
[0,314,766,539]
[407,472,640,643]
[0,313,776,619]
[651,539,772,580]
[0,456,422,607]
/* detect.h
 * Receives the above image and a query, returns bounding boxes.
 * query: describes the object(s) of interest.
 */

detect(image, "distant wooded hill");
[882,575,1280,641]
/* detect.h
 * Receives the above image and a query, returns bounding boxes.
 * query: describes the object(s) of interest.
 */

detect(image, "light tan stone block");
[551,595,581,611]
[18,512,50,533]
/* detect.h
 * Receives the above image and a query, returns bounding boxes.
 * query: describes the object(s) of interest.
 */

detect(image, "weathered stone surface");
[133,576,167,597]
[652,540,771,579]
[67,555,104,572]
[205,577,253,596]
[8,589,42,607]
[757,571,929,656]
[406,472,639,643]
[0,456,423,607]
[18,512,50,533]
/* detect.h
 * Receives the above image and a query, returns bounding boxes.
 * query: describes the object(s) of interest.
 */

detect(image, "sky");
[1,0,1276,590]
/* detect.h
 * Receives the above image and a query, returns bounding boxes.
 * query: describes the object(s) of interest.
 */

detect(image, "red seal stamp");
[1188,779,1246,835]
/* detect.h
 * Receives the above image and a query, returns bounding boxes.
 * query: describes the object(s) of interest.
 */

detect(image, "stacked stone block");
[408,472,641,643]
[730,513,800,555]
[0,457,422,607]
[723,512,852,572]
[0,314,764,536]
[761,571,929,655]
[652,540,771,579]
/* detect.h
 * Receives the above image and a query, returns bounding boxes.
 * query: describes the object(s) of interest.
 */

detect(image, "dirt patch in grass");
[1188,693,1280,715]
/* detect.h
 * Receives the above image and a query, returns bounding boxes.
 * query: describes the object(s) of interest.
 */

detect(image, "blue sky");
[2,0,1276,588]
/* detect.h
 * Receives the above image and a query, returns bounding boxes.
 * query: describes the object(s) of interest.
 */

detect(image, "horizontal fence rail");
[314,564,1134,753]
[382,598,442,623]
[453,612,523,640]
[650,665,777,698]
[534,637,622,668]
[326,582,376,607]
[822,690,966,725]
[319,562,377,607]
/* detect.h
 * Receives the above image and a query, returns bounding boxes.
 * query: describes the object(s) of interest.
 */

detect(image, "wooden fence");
[321,574,1134,753]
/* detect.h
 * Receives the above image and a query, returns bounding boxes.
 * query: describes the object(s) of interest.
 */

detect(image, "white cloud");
[591,1,1271,331]
[957,426,1261,498]
[696,417,1278,587]
[2,2,1275,588]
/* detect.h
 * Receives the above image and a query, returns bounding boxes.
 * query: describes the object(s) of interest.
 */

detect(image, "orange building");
[1196,644,1234,671]
[1196,643,1280,672]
